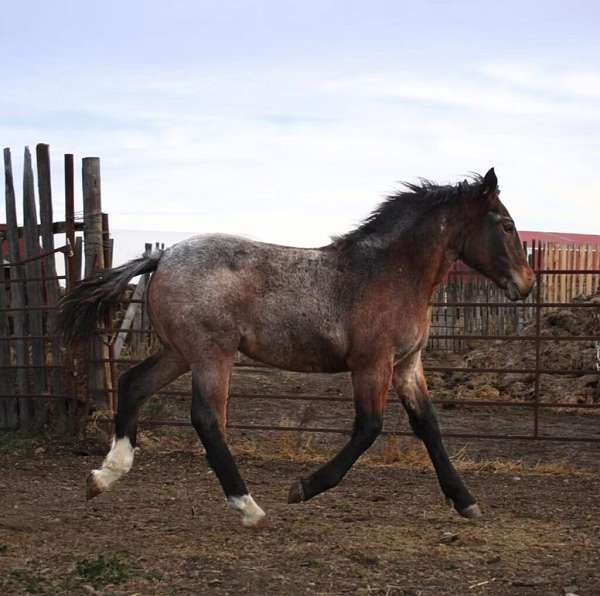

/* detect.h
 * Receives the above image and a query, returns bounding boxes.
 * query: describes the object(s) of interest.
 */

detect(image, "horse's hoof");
[287,479,305,504]
[86,472,103,500]
[241,509,267,528]
[227,494,266,527]
[458,503,482,519]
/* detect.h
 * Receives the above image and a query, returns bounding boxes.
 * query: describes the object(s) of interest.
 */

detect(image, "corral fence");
[1,143,599,442]
[100,244,600,443]
[0,144,111,432]
[429,243,600,351]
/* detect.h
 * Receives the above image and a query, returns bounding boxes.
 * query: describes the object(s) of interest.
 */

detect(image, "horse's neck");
[380,211,462,297]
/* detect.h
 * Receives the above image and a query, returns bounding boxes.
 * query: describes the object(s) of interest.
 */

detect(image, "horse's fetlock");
[358,415,383,443]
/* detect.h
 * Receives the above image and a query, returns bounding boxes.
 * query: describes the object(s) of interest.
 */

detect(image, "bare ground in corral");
[1,426,600,596]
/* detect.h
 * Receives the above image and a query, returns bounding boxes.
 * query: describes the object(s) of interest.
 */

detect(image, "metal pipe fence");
[85,252,600,443]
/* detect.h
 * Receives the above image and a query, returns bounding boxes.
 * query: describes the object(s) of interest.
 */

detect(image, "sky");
[1,0,599,264]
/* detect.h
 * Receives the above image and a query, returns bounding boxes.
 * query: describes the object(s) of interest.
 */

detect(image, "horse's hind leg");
[87,349,188,499]
[394,357,481,519]
[190,358,265,527]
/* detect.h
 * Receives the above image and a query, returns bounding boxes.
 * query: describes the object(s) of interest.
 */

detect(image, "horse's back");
[162,233,324,271]
[147,234,350,371]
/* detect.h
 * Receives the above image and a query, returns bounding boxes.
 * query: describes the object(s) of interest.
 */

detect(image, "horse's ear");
[482,167,498,196]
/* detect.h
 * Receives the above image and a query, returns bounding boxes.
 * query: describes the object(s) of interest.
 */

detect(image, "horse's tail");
[57,251,163,345]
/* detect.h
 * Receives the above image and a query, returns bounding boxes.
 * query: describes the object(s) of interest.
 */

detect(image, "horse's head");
[459,168,535,301]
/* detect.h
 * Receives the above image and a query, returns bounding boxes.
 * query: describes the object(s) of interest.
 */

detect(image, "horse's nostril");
[521,267,536,290]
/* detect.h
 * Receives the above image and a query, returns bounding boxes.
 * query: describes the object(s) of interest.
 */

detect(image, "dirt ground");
[1,428,599,596]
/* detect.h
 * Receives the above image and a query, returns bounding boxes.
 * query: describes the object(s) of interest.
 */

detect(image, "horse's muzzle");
[505,265,535,301]
[504,280,523,302]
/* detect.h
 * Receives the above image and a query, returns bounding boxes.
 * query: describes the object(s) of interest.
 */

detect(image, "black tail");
[57,252,163,345]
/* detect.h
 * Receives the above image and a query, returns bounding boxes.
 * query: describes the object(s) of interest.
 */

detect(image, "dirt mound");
[425,292,600,408]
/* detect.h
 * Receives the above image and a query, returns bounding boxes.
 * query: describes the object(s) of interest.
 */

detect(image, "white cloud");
[481,60,600,101]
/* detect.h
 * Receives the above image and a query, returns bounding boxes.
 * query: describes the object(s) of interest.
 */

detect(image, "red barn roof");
[519,230,600,245]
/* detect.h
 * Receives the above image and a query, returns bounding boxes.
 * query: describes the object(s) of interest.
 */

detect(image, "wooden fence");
[540,243,599,303]
[0,144,111,432]
[428,242,600,351]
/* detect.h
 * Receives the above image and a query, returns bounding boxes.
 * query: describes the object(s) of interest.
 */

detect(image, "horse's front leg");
[394,356,481,518]
[288,357,393,503]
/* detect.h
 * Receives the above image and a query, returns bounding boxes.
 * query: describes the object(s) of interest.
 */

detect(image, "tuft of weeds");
[144,395,169,418]
[6,568,48,595]
[83,409,114,443]
[3,554,135,595]
[0,431,42,455]
[74,553,132,588]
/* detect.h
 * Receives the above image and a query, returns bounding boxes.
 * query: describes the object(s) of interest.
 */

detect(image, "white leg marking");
[459,503,482,519]
[91,437,135,492]
[227,494,266,527]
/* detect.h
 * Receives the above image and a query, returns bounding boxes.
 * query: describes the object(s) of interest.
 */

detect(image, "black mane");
[332,174,485,248]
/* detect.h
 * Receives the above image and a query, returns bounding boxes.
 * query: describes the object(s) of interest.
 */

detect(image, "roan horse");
[58,168,534,527]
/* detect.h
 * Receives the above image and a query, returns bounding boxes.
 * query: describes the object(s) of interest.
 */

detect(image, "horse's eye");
[502,221,515,233]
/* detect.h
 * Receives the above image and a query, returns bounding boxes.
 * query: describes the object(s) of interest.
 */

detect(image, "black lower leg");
[114,351,178,445]
[403,398,476,512]
[291,407,382,502]
[191,377,247,498]
[114,371,142,445]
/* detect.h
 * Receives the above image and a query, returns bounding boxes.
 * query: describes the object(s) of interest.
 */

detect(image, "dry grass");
[84,421,596,479]
[232,432,597,478]
[447,444,593,476]
[381,437,595,477]
[83,409,115,442]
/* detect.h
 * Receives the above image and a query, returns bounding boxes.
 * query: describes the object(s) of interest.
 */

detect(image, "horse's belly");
[239,323,348,373]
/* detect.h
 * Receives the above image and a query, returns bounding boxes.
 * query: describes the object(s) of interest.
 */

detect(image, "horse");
[57,167,534,527]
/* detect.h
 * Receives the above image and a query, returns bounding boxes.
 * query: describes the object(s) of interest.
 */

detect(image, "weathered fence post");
[83,158,104,277]
[74,237,83,283]
[62,152,84,431]
[0,241,12,428]
[3,148,27,427]
[23,146,47,429]
[131,243,153,356]
[64,154,77,287]
[102,213,113,269]
[101,212,116,411]
[37,143,67,429]
[82,157,109,410]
